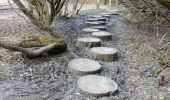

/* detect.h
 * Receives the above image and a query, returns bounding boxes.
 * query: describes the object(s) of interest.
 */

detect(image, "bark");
[96,0,100,10]
[72,0,79,15]
[13,0,65,38]
[109,0,112,7]
[75,0,85,15]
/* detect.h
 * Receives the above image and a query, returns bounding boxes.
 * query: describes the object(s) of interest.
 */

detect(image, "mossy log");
[0,35,67,58]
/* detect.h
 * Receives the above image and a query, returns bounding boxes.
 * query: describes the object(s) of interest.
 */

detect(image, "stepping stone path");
[69,11,119,95]
[77,75,118,95]
[89,47,118,62]
[91,26,107,31]
[82,28,99,33]
[86,21,106,26]
[77,37,101,48]
[68,58,101,74]
[92,31,112,40]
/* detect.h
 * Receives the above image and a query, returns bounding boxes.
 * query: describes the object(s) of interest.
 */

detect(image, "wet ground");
[0,9,170,100]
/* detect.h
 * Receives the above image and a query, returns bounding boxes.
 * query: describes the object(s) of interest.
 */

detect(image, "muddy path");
[0,11,169,100]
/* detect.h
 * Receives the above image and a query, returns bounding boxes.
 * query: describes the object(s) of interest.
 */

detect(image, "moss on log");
[0,35,67,58]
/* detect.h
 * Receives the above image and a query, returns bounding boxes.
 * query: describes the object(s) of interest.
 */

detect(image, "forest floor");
[0,8,170,100]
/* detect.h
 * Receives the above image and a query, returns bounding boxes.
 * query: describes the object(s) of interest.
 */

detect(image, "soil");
[0,9,170,100]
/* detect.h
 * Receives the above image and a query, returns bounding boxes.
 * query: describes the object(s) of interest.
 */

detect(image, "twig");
[159,32,169,45]
[159,42,170,51]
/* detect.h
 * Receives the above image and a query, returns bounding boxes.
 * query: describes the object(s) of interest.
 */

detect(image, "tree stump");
[101,12,117,15]
[87,18,106,22]
[98,17,107,21]
[91,26,107,31]
[77,75,118,95]
[68,58,101,74]
[77,37,101,48]
[87,18,100,22]
[86,21,106,26]
[92,31,112,41]
[82,28,100,33]
[102,14,111,18]
[88,47,118,61]
[88,15,102,18]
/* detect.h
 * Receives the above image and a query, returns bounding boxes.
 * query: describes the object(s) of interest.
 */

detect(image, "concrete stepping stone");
[91,26,107,31]
[82,28,100,33]
[77,75,118,95]
[77,37,101,48]
[86,21,106,26]
[92,31,112,41]
[88,47,118,61]
[68,58,101,74]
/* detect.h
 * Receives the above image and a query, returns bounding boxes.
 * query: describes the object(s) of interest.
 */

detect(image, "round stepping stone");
[87,18,99,22]
[77,75,118,95]
[102,14,111,18]
[101,12,115,15]
[111,10,119,15]
[87,18,106,22]
[89,47,118,61]
[92,31,112,41]
[98,17,107,21]
[77,37,101,48]
[68,58,101,74]
[88,15,102,18]
[86,21,106,26]
[82,28,100,33]
[91,26,107,31]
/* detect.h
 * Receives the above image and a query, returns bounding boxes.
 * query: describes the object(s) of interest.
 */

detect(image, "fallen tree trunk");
[0,35,67,58]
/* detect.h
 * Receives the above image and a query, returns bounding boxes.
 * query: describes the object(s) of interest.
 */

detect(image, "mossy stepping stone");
[82,28,99,33]
[91,26,107,31]
[68,58,101,74]
[86,21,106,26]
[77,37,101,48]
[92,31,112,41]
[89,47,118,61]
[77,75,118,95]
